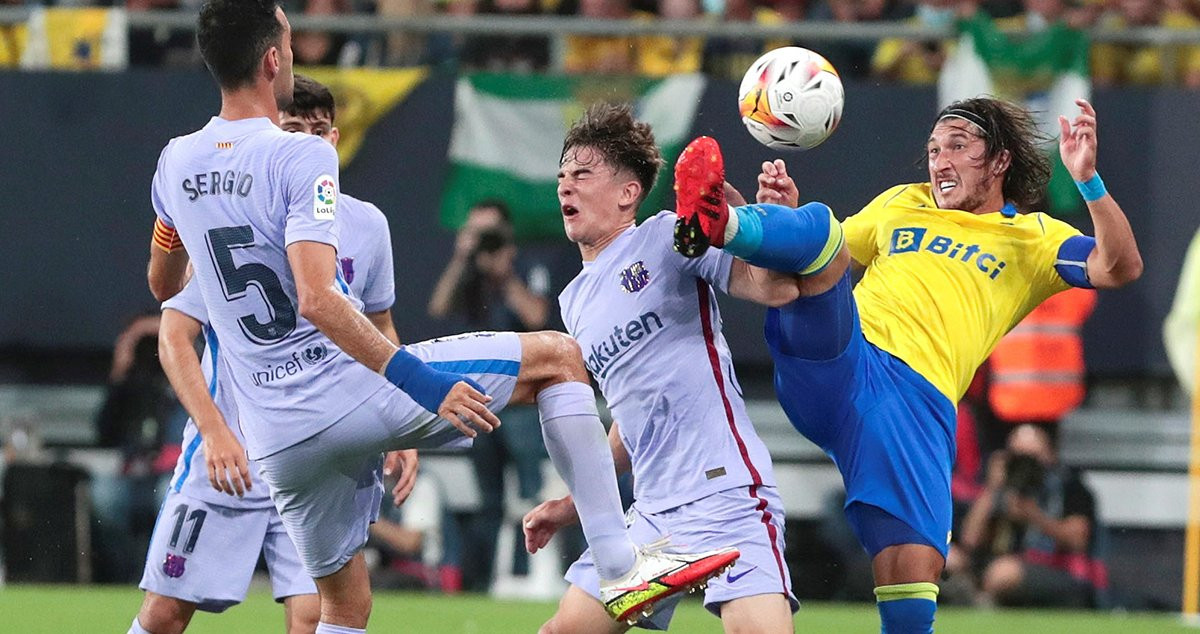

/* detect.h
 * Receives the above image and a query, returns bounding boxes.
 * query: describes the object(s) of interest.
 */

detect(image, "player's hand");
[1059,99,1098,183]
[756,159,800,208]
[523,495,580,554]
[438,380,499,438]
[383,449,420,506]
[203,425,252,497]
[724,181,748,207]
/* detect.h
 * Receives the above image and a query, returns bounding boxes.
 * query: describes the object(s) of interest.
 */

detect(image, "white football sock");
[537,381,637,580]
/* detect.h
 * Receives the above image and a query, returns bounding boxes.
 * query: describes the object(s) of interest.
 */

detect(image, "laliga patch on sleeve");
[313,175,337,220]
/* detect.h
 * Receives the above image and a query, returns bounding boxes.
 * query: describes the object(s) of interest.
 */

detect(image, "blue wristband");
[1075,172,1107,202]
[383,348,484,414]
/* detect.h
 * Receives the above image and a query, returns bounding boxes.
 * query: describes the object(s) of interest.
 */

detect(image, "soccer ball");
[738,47,845,150]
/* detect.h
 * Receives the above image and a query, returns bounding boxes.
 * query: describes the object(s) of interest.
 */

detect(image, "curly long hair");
[935,98,1052,211]
[561,103,663,203]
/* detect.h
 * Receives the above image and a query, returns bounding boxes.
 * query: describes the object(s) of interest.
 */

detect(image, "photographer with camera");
[427,200,553,592]
[955,424,1104,608]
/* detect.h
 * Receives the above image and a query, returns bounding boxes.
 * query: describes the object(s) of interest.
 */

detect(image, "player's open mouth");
[938,181,957,192]
[562,205,579,217]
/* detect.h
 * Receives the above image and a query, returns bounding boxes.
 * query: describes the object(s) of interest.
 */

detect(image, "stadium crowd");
[2,0,1200,86]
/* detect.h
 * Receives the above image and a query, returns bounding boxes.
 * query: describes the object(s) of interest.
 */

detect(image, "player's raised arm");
[1059,99,1143,289]
[159,308,252,497]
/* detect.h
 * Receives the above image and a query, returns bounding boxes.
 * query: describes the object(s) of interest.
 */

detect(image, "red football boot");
[673,136,728,258]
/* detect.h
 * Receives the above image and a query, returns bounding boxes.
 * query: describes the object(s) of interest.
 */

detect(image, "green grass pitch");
[0,585,1193,633]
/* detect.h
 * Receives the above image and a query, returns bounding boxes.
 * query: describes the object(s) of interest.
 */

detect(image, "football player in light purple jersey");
[522,104,801,632]
[130,75,412,634]
[144,3,737,630]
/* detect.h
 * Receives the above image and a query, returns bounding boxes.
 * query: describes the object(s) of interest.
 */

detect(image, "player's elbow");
[147,274,182,303]
[296,284,333,326]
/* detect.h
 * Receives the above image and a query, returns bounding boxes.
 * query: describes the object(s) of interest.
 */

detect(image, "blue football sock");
[875,583,938,634]
[723,202,843,275]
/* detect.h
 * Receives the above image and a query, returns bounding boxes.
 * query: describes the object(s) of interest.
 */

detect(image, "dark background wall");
[0,70,1194,378]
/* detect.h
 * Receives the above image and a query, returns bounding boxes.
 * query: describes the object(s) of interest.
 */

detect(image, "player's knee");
[137,593,196,634]
[981,555,1023,596]
[522,331,588,385]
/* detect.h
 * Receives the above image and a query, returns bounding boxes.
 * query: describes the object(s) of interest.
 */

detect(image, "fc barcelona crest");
[163,553,187,578]
[618,261,651,293]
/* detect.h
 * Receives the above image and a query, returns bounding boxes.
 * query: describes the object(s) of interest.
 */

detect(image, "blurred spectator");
[460,0,550,72]
[634,0,702,76]
[292,0,353,65]
[954,425,1106,608]
[126,0,199,67]
[701,0,791,80]
[427,201,552,592]
[91,313,186,582]
[562,0,637,74]
[1164,227,1200,396]
[807,0,906,78]
[0,0,26,69]
[379,0,439,67]
[1092,0,1200,88]
[872,0,957,84]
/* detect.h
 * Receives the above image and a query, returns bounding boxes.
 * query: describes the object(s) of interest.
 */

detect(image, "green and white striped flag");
[441,73,706,239]
[939,12,1091,215]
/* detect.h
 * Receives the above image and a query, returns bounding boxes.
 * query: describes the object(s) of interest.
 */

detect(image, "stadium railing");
[2,7,1200,73]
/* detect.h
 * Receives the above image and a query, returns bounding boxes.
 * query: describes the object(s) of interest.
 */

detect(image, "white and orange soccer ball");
[738,47,845,150]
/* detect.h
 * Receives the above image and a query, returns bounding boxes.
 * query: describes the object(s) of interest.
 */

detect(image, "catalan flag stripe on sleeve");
[153,217,184,253]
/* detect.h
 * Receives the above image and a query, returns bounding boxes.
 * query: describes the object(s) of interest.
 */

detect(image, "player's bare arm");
[159,309,253,497]
[288,240,500,436]
[1059,99,1143,289]
[147,233,190,302]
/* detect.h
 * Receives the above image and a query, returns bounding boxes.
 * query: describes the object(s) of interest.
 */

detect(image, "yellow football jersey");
[844,183,1083,403]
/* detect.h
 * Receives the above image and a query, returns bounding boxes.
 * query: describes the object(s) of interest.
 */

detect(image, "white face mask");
[916,3,956,28]
[1027,11,1049,31]
[703,0,724,14]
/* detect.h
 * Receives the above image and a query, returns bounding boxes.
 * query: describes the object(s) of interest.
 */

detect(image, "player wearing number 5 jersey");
[144,3,736,630]
[130,75,398,634]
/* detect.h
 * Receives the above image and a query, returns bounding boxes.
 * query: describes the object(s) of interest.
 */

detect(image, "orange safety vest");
[988,287,1098,423]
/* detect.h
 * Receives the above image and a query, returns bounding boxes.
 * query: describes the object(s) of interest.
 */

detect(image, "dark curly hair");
[934,97,1052,211]
[561,103,663,204]
[197,0,282,90]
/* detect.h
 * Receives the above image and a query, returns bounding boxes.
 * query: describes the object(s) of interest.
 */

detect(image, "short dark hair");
[561,103,663,203]
[285,75,336,123]
[934,97,1052,211]
[470,199,512,223]
[197,0,283,90]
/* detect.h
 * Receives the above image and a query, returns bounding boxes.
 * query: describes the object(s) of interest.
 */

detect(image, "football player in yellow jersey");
[671,97,1141,633]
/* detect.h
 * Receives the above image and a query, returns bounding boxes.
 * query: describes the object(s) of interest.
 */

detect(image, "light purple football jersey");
[151,117,389,459]
[558,212,776,514]
[163,194,396,507]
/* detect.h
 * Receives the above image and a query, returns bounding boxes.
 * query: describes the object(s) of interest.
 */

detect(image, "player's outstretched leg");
[511,331,739,623]
[673,136,843,277]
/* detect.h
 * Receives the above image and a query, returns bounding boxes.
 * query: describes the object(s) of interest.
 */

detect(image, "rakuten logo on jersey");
[248,343,329,387]
[585,312,662,379]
